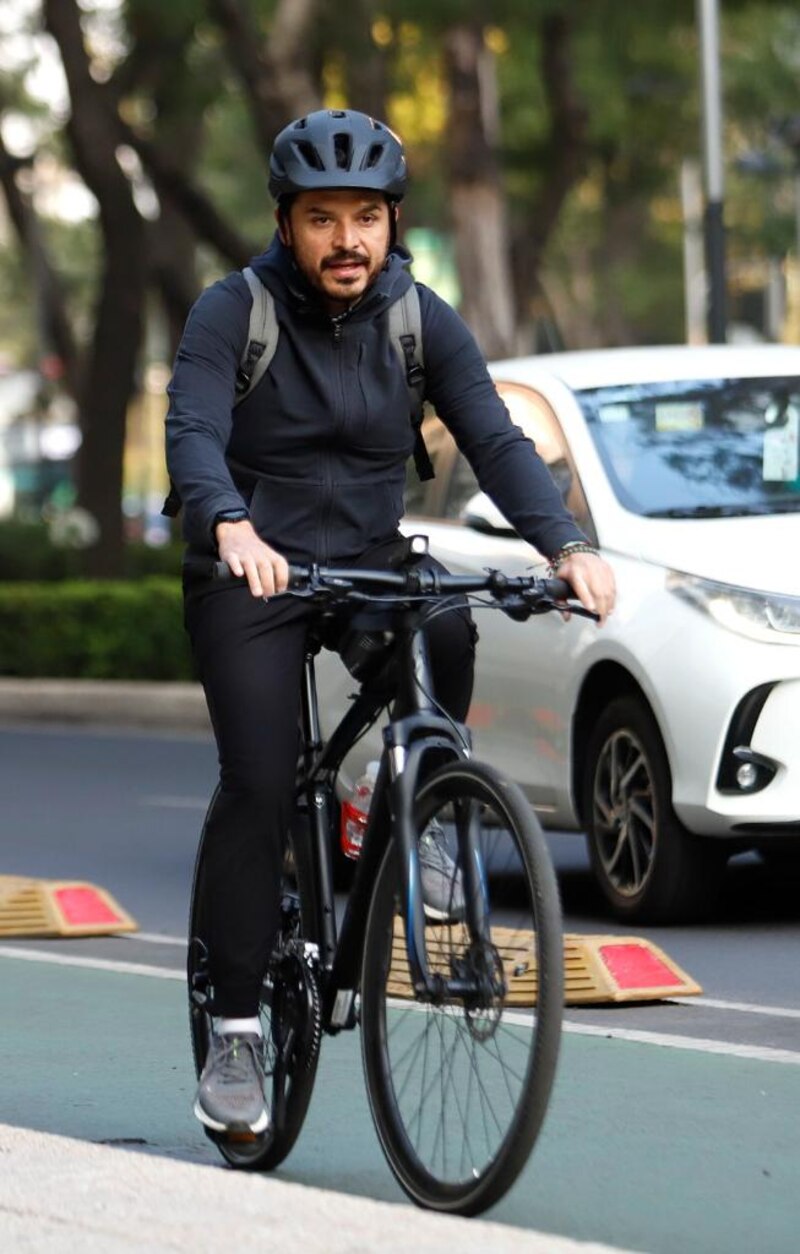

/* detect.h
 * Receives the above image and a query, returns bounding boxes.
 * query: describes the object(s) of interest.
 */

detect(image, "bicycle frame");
[295,604,488,1033]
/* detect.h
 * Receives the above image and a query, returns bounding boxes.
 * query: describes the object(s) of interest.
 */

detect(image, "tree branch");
[206,0,322,151]
[121,124,258,267]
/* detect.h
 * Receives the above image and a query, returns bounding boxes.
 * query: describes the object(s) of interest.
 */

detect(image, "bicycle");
[187,537,595,1215]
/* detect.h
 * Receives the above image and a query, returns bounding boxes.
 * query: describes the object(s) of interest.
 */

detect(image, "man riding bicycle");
[165,108,615,1139]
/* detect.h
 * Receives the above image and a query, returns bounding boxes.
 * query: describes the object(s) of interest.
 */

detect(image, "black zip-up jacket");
[166,234,586,563]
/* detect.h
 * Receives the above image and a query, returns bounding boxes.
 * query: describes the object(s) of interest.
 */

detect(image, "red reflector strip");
[598,943,684,990]
[53,887,122,926]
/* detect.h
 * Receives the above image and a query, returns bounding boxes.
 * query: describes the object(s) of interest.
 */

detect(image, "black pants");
[184,540,477,1016]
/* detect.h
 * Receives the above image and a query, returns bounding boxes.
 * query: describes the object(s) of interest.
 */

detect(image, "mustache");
[322,250,367,269]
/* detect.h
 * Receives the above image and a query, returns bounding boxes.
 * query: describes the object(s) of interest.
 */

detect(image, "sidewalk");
[0,677,210,733]
[0,1122,626,1254]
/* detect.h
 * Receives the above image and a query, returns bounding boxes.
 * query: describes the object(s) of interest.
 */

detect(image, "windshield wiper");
[645,502,800,519]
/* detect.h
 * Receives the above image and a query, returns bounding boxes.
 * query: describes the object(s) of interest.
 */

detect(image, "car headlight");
[667,572,800,644]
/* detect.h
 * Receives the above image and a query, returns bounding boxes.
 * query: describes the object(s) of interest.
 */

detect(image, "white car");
[321,344,800,923]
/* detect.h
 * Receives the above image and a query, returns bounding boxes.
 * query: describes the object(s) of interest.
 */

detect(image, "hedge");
[0,578,193,680]
[0,520,184,582]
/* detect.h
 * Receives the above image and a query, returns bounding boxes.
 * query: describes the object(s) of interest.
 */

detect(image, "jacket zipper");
[321,314,348,561]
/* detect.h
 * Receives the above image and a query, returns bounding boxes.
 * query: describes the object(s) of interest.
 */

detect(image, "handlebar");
[185,556,598,620]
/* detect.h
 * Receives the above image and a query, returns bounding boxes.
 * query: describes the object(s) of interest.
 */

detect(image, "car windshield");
[576,376,800,517]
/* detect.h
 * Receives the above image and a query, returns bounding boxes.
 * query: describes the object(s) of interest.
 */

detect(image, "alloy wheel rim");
[592,727,656,898]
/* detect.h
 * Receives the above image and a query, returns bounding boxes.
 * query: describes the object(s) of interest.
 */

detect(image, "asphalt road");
[1,723,799,1252]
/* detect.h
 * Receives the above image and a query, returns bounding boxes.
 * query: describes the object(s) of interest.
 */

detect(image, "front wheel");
[582,695,723,923]
[360,760,563,1215]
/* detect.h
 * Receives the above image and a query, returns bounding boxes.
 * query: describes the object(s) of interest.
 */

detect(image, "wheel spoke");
[619,749,645,794]
[604,823,631,876]
[629,796,654,831]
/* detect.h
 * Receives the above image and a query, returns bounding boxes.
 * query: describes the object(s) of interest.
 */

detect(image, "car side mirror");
[460,491,517,537]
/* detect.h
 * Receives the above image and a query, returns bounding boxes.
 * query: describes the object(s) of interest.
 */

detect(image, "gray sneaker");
[194,1032,270,1135]
[419,820,465,922]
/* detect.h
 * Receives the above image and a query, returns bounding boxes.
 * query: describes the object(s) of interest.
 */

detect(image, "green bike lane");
[1,949,797,1254]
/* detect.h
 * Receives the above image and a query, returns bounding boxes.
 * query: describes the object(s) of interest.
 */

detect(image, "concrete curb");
[0,1122,626,1254]
[0,678,210,733]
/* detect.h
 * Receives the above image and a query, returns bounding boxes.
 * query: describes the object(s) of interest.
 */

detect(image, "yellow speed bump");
[0,875,137,938]
[388,919,701,1005]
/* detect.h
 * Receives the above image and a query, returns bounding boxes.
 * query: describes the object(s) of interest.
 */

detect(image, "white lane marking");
[669,995,800,1019]
[562,1020,800,1066]
[119,931,186,948]
[386,997,800,1067]
[140,795,208,809]
[3,948,799,1067]
[0,945,183,981]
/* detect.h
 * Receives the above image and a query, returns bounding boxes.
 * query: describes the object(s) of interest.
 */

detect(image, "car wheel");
[582,695,722,924]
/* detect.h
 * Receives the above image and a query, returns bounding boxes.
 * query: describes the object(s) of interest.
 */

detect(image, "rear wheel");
[360,760,563,1215]
[187,798,321,1170]
[582,696,722,923]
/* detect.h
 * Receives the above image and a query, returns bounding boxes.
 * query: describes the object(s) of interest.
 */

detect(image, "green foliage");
[0,577,191,680]
[0,245,38,367]
[0,520,182,582]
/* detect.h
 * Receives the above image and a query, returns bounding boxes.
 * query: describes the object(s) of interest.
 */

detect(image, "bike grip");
[541,576,573,600]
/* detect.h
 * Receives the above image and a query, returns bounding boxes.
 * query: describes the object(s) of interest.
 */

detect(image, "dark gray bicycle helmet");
[269,109,407,202]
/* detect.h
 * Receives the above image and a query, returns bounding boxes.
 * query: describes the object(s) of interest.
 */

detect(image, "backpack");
[162,268,433,519]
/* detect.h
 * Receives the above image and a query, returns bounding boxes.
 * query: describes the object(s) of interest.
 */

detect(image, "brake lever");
[525,593,601,623]
[554,600,601,622]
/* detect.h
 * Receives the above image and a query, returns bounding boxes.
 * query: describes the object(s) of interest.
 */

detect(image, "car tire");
[582,695,723,924]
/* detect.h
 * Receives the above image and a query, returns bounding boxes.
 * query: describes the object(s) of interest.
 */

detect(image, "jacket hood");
[249,233,414,320]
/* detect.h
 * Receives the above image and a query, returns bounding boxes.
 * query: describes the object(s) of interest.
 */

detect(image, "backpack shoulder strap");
[388,284,435,482]
[162,269,278,517]
[234,266,279,406]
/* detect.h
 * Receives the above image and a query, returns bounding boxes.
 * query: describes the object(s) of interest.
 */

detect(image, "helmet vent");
[333,132,353,169]
[294,140,325,171]
[364,143,385,169]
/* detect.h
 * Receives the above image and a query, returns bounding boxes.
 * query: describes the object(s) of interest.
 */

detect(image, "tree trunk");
[0,135,79,398]
[442,24,516,361]
[44,0,147,577]
[207,0,322,147]
[510,12,590,346]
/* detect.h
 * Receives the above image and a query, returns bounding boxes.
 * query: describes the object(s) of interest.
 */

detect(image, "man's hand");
[215,519,289,598]
[555,551,616,626]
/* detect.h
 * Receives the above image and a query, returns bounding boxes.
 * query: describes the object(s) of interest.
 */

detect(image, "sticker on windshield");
[763,406,799,482]
[598,404,631,424]
[654,402,704,432]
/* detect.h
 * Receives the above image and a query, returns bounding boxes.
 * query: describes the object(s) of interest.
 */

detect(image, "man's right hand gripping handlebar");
[214,518,290,598]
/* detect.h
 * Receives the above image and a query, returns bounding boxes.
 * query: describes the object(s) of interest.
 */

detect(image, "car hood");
[624,512,800,596]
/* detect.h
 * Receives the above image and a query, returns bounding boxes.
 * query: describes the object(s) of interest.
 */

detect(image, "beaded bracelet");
[547,540,599,575]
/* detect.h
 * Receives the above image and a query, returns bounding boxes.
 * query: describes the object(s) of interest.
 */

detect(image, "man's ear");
[276,207,291,246]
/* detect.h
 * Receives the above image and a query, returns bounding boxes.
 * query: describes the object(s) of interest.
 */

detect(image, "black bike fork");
[384,621,490,1000]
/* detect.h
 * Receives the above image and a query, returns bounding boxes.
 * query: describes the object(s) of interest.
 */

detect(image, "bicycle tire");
[187,797,322,1171]
[360,759,563,1215]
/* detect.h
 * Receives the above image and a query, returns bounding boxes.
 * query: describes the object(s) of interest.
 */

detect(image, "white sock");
[214,1016,262,1038]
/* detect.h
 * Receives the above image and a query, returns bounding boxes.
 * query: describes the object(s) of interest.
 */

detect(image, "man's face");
[278,189,394,312]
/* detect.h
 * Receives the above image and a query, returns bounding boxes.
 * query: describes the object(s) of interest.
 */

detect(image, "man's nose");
[333,217,359,250]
